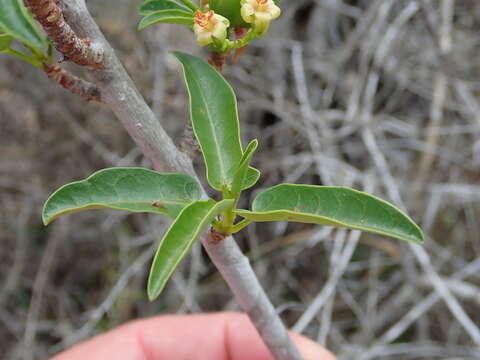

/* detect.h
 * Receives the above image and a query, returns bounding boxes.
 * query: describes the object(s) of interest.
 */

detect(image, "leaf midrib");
[235,208,420,242]
[189,71,227,186]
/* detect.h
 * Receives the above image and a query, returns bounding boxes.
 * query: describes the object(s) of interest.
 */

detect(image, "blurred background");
[1,0,480,359]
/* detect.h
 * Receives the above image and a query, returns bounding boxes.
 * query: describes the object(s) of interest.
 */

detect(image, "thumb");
[291,333,336,360]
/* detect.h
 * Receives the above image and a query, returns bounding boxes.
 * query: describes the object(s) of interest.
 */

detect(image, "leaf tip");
[147,275,164,302]
[245,138,259,154]
[41,208,57,225]
[41,203,52,226]
[410,227,425,245]
[147,288,158,302]
[147,277,157,301]
[399,214,424,245]
[137,19,149,30]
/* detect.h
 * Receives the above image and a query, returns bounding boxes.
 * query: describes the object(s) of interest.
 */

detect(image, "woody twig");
[43,64,102,102]
[24,0,103,67]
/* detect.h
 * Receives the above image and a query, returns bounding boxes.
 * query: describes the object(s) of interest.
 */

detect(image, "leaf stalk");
[5,48,43,67]
[231,219,251,233]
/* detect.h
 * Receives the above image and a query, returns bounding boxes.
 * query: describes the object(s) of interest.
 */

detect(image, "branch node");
[208,52,226,72]
[209,227,226,244]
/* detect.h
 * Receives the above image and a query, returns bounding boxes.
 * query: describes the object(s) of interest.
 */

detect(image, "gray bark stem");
[203,234,304,359]
[60,1,303,359]
[62,0,195,175]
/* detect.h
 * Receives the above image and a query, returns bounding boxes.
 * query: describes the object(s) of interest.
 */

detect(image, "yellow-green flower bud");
[240,0,281,35]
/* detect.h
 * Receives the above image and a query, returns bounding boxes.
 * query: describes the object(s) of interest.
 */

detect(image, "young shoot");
[138,0,282,58]
[42,52,424,301]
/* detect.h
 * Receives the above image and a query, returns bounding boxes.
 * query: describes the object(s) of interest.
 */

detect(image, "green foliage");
[0,0,51,67]
[0,0,47,50]
[172,51,259,191]
[137,0,281,55]
[139,0,192,15]
[42,52,424,302]
[230,139,259,200]
[177,0,199,11]
[148,199,233,300]
[235,184,423,244]
[0,34,13,52]
[138,10,195,30]
[42,168,202,225]
[137,0,199,29]
[209,0,247,27]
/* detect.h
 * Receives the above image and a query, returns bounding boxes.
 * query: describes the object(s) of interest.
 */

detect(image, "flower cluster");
[193,0,281,48]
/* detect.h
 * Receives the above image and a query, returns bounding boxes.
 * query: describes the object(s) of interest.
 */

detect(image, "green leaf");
[138,10,195,30]
[173,52,252,191]
[0,34,13,52]
[148,199,234,300]
[42,168,202,225]
[231,139,259,198]
[177,0,199,11]
[235,184,424,244]
[209,0,247,27]
[0,0,47,50]
[139,0,192,15]
[243,167,261,189]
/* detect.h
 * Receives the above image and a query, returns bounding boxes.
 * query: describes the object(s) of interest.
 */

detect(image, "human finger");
[52,312,335,360]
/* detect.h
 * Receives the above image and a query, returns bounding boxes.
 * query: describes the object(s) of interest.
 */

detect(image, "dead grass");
[1,0,480,359]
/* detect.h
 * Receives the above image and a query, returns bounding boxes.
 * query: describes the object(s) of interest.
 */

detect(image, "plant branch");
[202,233,304,360]
[231,219,252,233]
[59,0,195,175]
[44,64,102,102]
[60,1,304,359]
[23,0,103,67]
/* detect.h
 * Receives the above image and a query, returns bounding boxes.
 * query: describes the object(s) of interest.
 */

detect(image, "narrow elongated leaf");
[235,184,424,244]
[173,52,250,191]
[148,199,234,300]
[138,10,194,30]
[42,168,202,225]
[231,139,259,197]
[0,34,13,52]
[139,0,192,15]
[0,0,47,50]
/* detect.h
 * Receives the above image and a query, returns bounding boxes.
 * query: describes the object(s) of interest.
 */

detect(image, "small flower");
[240,0,281,35]
[193,10,230,46]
